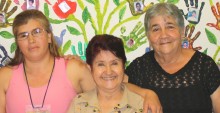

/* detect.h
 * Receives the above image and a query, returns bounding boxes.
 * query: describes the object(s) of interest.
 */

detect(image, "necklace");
[24,58,55,109]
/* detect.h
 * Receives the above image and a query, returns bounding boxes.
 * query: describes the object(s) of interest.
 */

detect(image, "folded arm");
[124,75,162,113]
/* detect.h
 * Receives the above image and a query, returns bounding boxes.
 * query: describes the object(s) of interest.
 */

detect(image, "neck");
[154,49,182,66]
[23,55,55,87]
[97,87,124,113]
[24,55,54,72]
[97,86,123,101]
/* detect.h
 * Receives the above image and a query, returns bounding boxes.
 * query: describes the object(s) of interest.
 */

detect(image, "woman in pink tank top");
[0,10,96,113]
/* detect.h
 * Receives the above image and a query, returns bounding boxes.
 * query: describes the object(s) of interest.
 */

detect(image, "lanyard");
[24,58,55,109]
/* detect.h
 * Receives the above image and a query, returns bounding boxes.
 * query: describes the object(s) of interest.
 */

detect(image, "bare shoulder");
[65,59,93,93]
[0,66,13,79]
[66,59,89,71]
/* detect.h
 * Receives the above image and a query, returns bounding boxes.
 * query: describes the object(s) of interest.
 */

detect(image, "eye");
[166,23,176,30]
[167,25,175,29]
[33,28,42,35]
[151,25,160,32]
[152,27,159,32]
[97,62,105,66]
[112,61,118,65]
[17,32,28,39]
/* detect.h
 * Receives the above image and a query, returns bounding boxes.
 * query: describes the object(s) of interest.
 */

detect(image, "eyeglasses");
[16,28,47,41]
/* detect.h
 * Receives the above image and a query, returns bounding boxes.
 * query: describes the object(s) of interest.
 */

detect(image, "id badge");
[26,105,51,113]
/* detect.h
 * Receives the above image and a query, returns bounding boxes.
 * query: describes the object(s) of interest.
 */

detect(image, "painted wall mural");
[0,0,220,68]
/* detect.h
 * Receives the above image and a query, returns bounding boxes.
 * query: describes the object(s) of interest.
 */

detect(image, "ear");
[47,32,52,43]
[179,28,185,39]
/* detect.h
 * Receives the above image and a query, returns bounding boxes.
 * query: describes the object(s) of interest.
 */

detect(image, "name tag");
[26,105,51,113]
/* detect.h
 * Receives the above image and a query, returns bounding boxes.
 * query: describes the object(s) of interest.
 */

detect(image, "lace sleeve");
[202,55,220,95]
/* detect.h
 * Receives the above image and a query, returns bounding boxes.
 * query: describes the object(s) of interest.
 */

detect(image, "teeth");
[102,76,116,80]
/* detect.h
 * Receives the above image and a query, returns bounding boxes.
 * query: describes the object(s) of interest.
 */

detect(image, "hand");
[63,54,81,61]
[179,0,205,24]
[206,2,220,30]
[120,21,147,53]
[0,0,17,28]
[71,41,87,61]
[184,25,202,50]
[143,89,163,113]
[125,83,163,113]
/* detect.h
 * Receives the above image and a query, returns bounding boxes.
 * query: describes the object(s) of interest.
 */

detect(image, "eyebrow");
[151,22,175,27]
[166,22,175,25]
[94,59,121,64]
[151,24,159,28]
[17,32,28,36]
[17,27,40,36]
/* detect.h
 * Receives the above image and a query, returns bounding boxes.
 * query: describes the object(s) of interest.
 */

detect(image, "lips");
[29,46,39,51]
[159,38,172,45]
[101,76,117,80]
[160,41,171,45]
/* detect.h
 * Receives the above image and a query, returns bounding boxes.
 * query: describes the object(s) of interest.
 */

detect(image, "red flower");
[53,0,77,19]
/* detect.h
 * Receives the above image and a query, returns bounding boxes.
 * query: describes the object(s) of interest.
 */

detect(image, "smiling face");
[147,15,183,55]
[16,19,51,61]
[91,50,124,92]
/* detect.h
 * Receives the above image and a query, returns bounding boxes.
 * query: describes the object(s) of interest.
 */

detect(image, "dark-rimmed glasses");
[16,28,47,41]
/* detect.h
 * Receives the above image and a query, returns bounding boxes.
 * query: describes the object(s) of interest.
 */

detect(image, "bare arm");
[211,86,220,113]
[66,59,96,93]
[123,74,162,113]
[0,73,6,113]
[125,83,162,113]
[78,63,96,92]
[0,67,11,113]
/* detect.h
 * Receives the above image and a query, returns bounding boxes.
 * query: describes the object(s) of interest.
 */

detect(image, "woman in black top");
[126,3,220,113]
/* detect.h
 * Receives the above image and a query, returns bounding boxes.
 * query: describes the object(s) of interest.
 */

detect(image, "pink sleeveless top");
[6,58,77,113]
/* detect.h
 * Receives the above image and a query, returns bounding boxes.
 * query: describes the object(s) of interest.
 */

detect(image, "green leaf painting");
[67,25,81,36]
[113,0,120,6]
[62,40,72,55]
[0,31,14,39]
[10,42,17,53]
[82,7,90,24]
[119,6,126,22]
[205,28,217,45]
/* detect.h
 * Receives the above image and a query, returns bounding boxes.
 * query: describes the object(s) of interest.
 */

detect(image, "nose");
[160,29,168,38]
[105,65,112,75]
[27,34,35,43]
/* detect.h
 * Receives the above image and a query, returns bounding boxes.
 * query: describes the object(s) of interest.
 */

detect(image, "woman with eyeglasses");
[0,9,96,113]
[0,10,162,113]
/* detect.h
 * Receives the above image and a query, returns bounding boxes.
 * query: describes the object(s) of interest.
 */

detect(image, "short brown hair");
[86,34,127,68]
